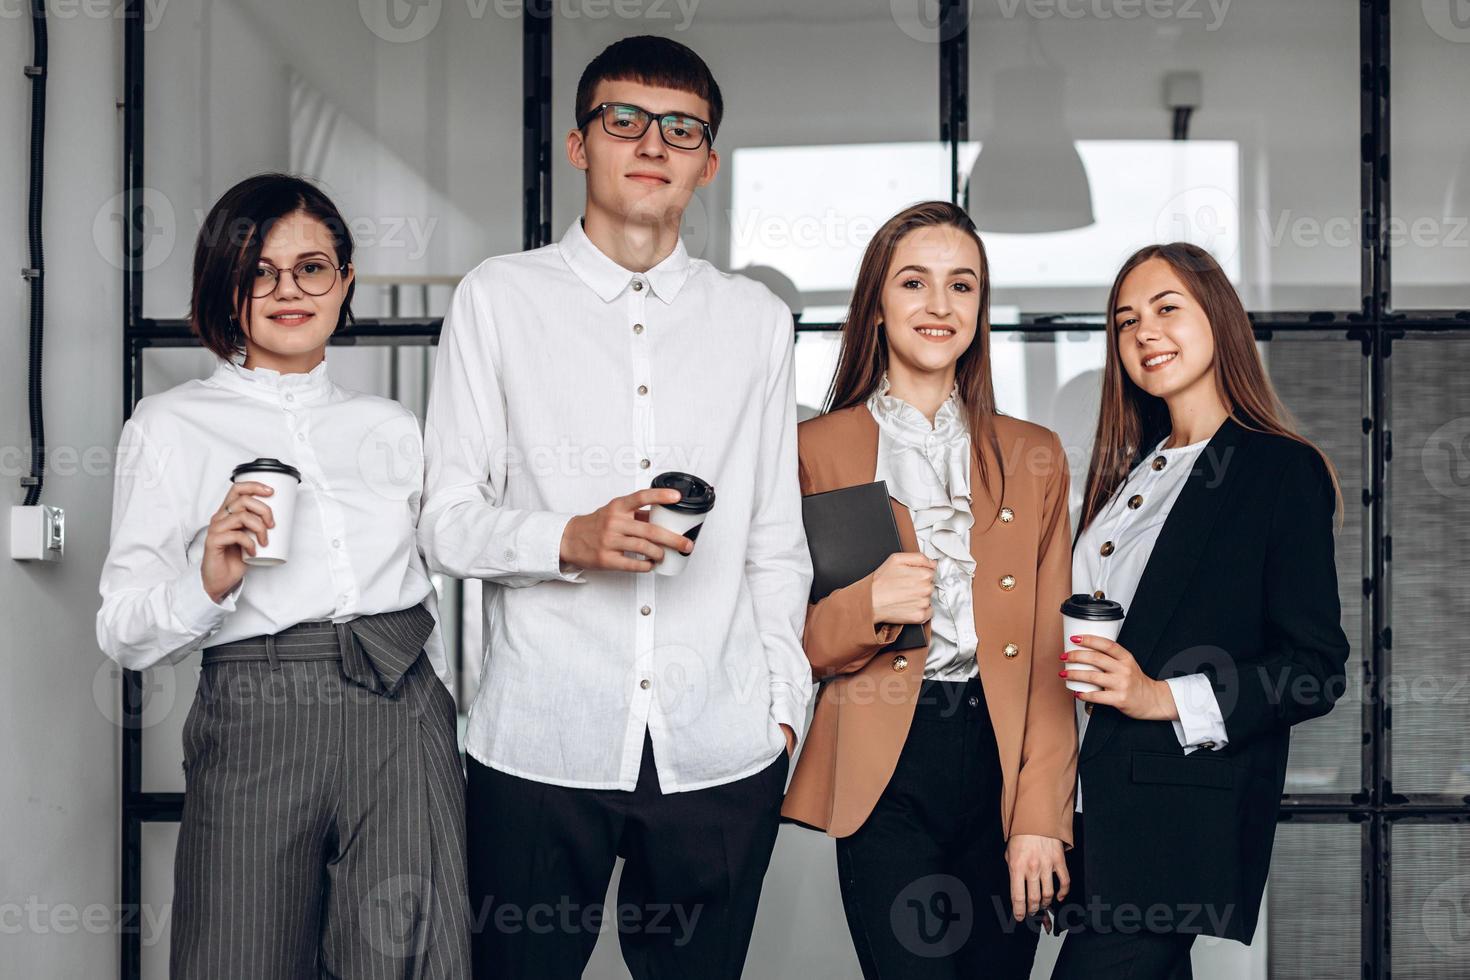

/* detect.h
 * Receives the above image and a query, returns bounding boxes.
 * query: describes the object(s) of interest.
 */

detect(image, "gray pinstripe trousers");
[170,602,471,979]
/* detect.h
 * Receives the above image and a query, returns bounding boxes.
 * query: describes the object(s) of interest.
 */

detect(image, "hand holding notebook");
[800,480,927,653]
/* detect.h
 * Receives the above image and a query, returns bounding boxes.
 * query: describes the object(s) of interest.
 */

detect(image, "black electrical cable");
[1172,105,1193,141]
[22,0,47,507]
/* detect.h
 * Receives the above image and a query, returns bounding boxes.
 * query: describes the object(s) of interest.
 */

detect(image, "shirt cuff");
[176,565,239,638]
[769,680,811,746]
[519,511,585,583]
[1167,673,1230,755]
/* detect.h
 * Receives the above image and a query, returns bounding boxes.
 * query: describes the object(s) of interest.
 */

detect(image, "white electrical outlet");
[10,504,64,561]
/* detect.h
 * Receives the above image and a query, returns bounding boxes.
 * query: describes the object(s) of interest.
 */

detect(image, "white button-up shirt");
[1072,432,1230,810]
[867,375,979,681]
[96,357,449,688]
[418,218,813,793]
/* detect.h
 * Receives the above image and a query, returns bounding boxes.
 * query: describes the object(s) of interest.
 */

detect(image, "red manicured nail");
[1058,670,1067,677]
[1059,652,1068,660]
[1069,635,1081,643]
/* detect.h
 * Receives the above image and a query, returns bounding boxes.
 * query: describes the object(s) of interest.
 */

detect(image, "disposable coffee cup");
[230,458,302,567]
[646,471,715,577]
[1060,594,1125,693]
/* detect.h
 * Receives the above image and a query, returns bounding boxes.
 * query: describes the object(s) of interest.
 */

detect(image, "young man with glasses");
[418,35,812,979]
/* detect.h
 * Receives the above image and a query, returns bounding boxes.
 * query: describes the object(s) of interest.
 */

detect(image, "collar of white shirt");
[557,216,694,304]
[210,356,334,404]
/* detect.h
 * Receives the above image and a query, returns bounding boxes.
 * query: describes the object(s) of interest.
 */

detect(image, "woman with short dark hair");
[97,172,469,978]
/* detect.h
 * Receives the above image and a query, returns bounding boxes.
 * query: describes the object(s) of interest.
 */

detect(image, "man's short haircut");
[575,35,723,141]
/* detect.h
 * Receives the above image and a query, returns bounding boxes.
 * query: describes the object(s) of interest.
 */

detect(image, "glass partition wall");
[118,2,1466,977]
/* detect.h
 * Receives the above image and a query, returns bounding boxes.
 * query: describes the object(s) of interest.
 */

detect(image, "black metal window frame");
[116,1,1469,977]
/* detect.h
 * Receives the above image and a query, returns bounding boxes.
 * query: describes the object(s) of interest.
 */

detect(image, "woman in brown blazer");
[781,201,1077,979]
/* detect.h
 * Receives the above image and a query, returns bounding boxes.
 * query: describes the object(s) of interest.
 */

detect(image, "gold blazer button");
[892,654,909,671]
[999,506,1015,523]
[1003,643,1020,658]
[999,574,1016,591]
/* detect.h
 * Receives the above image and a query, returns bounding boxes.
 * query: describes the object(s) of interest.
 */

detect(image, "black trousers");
[835,676,1041,980]
[1050,814,1195,980]
[1052,927,1196,979]
[466,728,788,979]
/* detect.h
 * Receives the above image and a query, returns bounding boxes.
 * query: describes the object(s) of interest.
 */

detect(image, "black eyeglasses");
[577,102,713,151]
[250,259,348,298]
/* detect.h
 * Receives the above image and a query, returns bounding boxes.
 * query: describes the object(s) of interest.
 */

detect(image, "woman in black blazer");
[1049,243,1350,979]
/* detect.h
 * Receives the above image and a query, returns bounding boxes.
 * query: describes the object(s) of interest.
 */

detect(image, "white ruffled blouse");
[866,374,978,680]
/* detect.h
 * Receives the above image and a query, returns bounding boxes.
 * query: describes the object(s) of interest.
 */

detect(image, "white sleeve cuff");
[770,680,812,745]
[174,565,238,637]
[518,511,585,583]
[1167,673,1230,755]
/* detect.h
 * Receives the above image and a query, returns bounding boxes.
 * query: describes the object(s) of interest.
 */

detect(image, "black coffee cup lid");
[651,471,716,514]
[1060,593,1124,620]
[231,457,302,482]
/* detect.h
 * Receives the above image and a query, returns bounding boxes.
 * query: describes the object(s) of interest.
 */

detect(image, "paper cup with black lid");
[230,458,302,566]
[1060,594,1125,693]
[647,471,715,577]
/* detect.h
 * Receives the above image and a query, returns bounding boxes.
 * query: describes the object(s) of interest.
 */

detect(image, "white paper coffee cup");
[230,458,302,567]
[646,471,715,577]
[1060,594,1126,693]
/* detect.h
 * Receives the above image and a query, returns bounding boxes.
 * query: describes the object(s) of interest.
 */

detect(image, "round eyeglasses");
[250,259,347,298]
[577,101,713,151]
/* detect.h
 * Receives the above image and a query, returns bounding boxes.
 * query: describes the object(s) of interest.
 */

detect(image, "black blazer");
[1065,416,1349,943]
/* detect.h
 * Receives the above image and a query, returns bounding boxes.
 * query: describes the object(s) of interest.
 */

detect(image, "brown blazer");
[781,404,1078,843]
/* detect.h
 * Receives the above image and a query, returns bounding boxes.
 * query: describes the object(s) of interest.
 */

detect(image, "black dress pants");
[466,728,788,980]
[835,676,1041,980]
[1050,813,1196,980]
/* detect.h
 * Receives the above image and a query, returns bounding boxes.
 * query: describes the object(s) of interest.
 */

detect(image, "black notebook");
[801,480,926,653]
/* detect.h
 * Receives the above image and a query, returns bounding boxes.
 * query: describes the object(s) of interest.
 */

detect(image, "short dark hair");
[574,35,723,142]
[189,172,355,361]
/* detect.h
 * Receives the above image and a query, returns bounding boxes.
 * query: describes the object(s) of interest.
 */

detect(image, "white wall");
[0,7,125,977]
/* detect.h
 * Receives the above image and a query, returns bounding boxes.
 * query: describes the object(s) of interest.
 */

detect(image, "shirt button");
[1128,494,1144,509]
[632,279,644,292]
[639,458,651,469]
[285,393,295,402]
[338,592,349,604]
[296,432,306,442]
[504,548,516,562]
[1152,455,1167,471]
[633,323,644,334]
[640,605,652,616]
[639,678,651,689]
[999,506,1015,523]
[1100,540,1114,557]
[332,538,341,548]
[998,574,1016,591]
[637,384,648,396]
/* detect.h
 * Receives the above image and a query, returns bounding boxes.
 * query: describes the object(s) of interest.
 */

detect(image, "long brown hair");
[1078,242,1343,533]
[824,201,1007,520]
